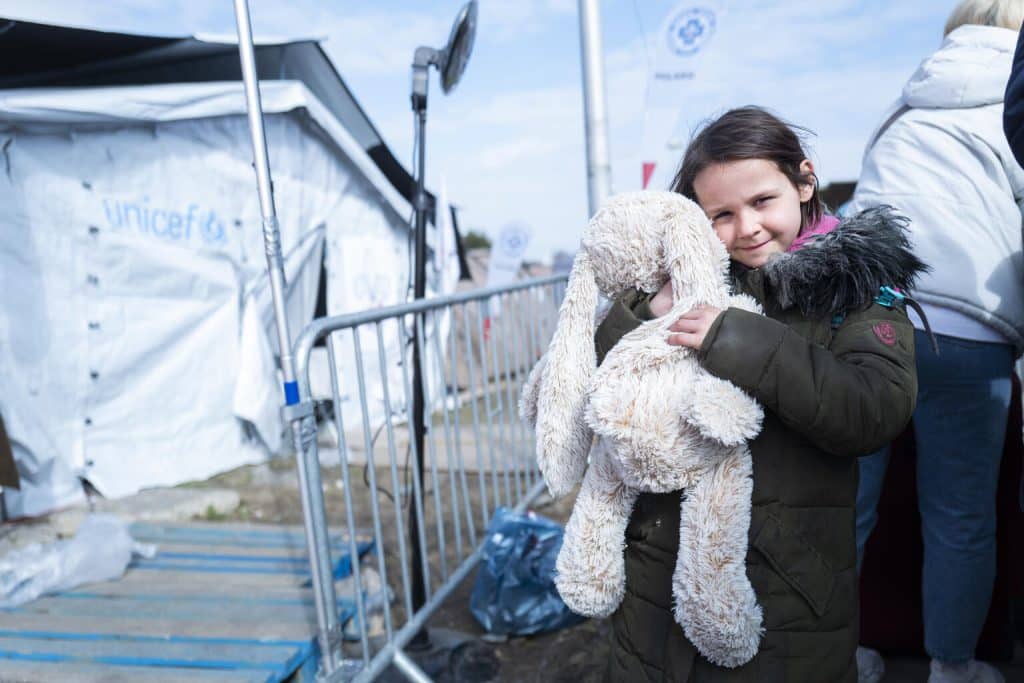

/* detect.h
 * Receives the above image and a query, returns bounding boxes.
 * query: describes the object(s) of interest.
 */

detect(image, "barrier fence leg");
[392,651,433,683]
[291,412,344,676]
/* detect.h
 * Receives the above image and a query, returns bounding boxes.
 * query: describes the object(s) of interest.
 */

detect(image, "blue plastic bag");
[469,507,585,636]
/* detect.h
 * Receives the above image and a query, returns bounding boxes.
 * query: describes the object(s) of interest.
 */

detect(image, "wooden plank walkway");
[0,521,373,682]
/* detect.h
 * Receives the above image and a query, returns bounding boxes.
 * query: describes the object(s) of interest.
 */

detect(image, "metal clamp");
[281,400,315,422]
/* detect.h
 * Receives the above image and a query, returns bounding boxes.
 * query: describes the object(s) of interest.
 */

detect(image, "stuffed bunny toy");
[520,191,766,667]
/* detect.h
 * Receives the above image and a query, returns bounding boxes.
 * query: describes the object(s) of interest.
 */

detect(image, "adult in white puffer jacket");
[850,27,1023,350]
[850,3,1023,683]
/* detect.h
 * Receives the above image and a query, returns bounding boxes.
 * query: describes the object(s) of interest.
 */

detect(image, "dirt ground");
[188,456,1024,683]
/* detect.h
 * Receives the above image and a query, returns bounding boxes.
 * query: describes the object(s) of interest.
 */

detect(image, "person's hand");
[667,305,723,350]
[649,280,674,317]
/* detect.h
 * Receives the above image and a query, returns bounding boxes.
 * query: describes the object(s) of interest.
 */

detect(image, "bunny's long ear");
[663,195,731,309]
[518,352,547,427]
[532,250,599,498]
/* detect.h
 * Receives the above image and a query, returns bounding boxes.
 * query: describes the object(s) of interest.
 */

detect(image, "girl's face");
[692,158,815,269]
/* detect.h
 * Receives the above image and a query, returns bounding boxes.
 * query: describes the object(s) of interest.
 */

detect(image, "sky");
[3,0,959,262]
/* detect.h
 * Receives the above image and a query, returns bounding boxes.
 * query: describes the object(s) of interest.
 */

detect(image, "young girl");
[596,106,923,682]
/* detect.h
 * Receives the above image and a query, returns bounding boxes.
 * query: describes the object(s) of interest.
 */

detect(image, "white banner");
[641,1,727,191]
[484,223,530,317]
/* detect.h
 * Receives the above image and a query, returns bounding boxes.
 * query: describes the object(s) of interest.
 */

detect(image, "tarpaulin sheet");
[0,82,457,517]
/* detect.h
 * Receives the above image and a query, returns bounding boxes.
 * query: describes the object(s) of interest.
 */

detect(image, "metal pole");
[232,0,341,674]
[233,0,293,379]
[578,0,613,215]
[409,99,431,643]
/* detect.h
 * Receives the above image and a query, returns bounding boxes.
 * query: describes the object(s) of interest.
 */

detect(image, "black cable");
[362,420,394,504]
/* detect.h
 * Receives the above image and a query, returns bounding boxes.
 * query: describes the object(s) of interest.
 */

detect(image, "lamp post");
[407,1,478,643]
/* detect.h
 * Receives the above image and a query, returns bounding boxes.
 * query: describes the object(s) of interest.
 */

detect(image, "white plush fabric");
[520,191,765,667]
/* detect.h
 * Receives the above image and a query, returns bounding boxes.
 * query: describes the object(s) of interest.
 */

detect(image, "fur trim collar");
[757,206,930,318]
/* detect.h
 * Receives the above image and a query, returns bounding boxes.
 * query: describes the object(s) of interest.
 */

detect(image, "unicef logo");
[666,7,716,57]
[200,212,227,246]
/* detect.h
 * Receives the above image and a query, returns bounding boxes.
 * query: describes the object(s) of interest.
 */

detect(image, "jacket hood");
[758,207,930,319]
[902,25,1016,109]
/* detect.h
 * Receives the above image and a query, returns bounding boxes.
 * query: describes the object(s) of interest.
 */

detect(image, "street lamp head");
[440,0,477,94]
[411,1,477,110]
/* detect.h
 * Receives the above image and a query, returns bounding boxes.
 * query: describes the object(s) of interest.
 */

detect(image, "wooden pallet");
[0,521,372,682]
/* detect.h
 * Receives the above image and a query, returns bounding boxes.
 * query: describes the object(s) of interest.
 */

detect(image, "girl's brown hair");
[670,106,824,229]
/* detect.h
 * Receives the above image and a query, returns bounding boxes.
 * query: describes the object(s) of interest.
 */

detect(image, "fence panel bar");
[472,298,503,512]
[325,335,371,667]
[429,308,464,564]
[415,312,449,584]
[495,292,524,503]
[392,651,432,683]
[486,298,513,507]
[523,288,543,492]
[506,289,532,495]
[374,322,415,621]
[351,327,396,642]
[447,303,478,550]
[527,286,548,489]
[511,290,533,497]
[460,301,490,529]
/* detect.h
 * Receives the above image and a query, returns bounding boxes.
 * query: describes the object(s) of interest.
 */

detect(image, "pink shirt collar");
[787,214,839,252]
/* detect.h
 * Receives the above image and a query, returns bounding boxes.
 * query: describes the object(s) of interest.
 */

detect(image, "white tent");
[0,20,463,517]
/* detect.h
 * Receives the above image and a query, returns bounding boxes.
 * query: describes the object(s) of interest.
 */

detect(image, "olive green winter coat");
[597,211,922,682]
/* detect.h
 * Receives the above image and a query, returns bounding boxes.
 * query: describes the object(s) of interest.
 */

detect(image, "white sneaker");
[856,646,885,683]
[928,658,1005,683]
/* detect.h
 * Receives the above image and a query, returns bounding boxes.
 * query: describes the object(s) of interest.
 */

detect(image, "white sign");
[641,1,727,190]
[484,223,530,316]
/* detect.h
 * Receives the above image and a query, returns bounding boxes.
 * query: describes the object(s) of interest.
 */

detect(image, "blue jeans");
[855,330,1014,664]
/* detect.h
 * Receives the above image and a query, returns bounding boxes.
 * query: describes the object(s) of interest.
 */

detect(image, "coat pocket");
[751,512,835,618]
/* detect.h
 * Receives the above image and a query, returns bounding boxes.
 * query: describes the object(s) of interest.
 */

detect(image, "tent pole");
[232,0,342,675]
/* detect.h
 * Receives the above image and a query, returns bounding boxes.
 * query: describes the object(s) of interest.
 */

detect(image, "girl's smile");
[737,239,771,252]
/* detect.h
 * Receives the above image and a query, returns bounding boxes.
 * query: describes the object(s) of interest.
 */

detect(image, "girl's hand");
[668,305,723,350]
[649,280,674,317]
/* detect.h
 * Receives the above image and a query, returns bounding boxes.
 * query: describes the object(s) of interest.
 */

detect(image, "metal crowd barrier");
[287,274,568,681]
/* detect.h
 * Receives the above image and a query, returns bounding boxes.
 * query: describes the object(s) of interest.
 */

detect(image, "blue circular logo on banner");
[498,224,529,258]
[666,7,716,57]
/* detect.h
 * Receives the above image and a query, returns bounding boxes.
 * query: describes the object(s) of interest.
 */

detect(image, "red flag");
[642,162,656,189]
